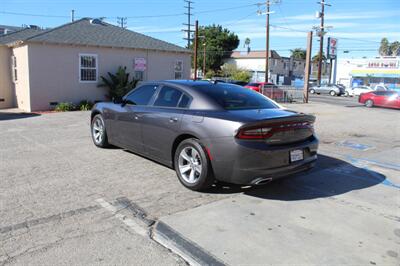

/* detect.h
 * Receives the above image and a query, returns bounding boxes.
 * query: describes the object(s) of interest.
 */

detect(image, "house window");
[134,71,144,81]
[174,60,183,79]
[79,54,97,82]
[11,55,17,82]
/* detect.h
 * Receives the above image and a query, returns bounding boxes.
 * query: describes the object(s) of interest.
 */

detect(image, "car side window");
[154,86,183,107]
[125,85,158,105]
[178,94,191,108]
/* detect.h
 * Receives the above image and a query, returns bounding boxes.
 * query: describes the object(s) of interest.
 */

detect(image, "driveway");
[0,103,399,265]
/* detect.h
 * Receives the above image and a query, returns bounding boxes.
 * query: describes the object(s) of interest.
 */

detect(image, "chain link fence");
[261,85,304,103]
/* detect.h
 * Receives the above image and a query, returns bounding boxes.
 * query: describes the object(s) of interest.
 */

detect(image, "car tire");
[91,114,110,148]
[310,89,315,94]
[365,99,374,108]
[344,91,349,97]
[174,138,215,191]
[329,90,336,96]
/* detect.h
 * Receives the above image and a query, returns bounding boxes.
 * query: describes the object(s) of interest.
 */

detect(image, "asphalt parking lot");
[0,101,399,265]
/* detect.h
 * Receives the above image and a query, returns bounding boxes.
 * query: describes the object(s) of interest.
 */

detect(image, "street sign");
[134,58,146,71]
[327,37,337,59]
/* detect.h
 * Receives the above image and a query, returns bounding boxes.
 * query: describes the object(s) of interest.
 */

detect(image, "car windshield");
[194,83,279,110]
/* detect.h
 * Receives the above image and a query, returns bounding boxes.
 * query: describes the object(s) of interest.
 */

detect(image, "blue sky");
[1,0,399,58]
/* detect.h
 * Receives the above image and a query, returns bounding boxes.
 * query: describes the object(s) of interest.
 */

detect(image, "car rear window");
[194,83,279,110]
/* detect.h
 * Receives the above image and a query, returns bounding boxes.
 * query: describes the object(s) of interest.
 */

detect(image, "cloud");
[128,26,182,33]
[281,10,400,21]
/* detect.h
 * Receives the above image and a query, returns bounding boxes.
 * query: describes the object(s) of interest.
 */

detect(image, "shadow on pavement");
[208,154,386,201]
[0,112,41,121]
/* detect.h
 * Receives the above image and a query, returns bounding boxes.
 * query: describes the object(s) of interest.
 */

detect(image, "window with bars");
[11,55,17,82]
[79,54,97,82]
[174,60,183,79]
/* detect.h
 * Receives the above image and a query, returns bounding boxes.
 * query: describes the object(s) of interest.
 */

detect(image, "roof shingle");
[25,18,189,53]
[0,27,45,45]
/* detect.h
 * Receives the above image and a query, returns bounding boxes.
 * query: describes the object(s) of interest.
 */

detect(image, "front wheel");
[309,89,315,94]
[344,91,349,97]
[329,90,336,96]
[174,139,214,191]
[91,114,109,148]
[365,99,374,108]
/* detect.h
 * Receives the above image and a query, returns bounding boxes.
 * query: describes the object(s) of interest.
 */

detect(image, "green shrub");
[98,66,139,100]
[232,70,251,83]
[78,100,94,111]
[54,102,76,112]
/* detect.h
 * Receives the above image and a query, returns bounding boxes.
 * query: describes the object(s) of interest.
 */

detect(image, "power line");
[194,3,261,15]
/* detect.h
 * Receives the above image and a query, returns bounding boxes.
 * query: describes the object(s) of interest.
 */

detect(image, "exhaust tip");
[252,177,273,185]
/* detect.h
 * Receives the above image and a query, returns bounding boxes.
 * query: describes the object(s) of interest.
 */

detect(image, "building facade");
[0,19,191,111]
[335,56,400,89]
[224,50,330,85]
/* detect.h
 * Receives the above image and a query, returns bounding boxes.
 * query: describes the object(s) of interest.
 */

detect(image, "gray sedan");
[309,84,345,96]
[91,80,318,191]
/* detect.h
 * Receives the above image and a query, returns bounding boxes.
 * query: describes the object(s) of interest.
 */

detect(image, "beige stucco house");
[0,18,191,112]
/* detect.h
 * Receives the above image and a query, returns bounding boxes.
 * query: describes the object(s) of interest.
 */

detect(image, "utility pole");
[117,17,127,28]
[71,10,75,22]
[183,0,194,48]
[203,42,206,77]
[316,1,331,85]
[193,20,199,80]
[258,1,279,83]
[265,0,270,83]
[303,31,313,103]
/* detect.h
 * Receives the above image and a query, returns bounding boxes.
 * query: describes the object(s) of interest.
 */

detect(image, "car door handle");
[169,117,179,122]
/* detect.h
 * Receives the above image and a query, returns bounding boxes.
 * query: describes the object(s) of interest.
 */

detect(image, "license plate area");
[290,149,304,162]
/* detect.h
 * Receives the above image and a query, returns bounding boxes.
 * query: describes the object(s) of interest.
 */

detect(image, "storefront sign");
[367,59,398,69]
[134,58,146,71]
[327,37,337,59]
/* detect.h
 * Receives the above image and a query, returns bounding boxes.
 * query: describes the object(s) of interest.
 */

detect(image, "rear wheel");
[309,89,315,94]
[91,114,109,148]
[329,90,336,96]
[344,91,349,97]
[174,138,214,191]
[365,99,374,108]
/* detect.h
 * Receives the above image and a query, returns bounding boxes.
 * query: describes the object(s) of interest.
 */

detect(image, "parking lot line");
[95,198,148,237]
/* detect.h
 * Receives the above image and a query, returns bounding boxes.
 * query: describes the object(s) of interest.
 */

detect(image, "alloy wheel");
[178,146,202,184]
[92,117,104,144]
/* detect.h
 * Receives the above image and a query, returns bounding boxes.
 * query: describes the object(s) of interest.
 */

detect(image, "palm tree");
[312,52,326,64]
[379,38,390,56]
[98,66,138,100]
[290,48,306,60]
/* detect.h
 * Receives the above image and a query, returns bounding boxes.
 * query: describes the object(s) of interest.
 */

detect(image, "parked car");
[345,86,372,97]
[244,82,272,93]
[91,80,318,191]
[309,84,345,96]
[358,90,400,109]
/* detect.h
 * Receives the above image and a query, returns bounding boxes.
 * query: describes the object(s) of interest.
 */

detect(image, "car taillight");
[236,127,273,139]
[236,121,314,139]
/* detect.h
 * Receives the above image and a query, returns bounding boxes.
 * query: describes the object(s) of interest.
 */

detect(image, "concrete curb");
[152,221,226,266]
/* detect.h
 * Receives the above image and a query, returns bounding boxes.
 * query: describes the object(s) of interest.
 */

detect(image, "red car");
[359,91,400,109]
[244,82,272,93]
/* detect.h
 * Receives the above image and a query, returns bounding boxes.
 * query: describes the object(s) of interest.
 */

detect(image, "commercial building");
[0,18,191,111]
[335,56,400,89]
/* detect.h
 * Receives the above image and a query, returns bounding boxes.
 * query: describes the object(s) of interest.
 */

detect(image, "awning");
[351,69,400,78]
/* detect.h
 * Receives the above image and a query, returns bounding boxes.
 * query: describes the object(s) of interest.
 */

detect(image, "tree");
[290,48,307,60]
[244,38,251,48]
[191,24,239,72]
[379,38,390,56]
[312,52,326,63]
[220,63,251,82]
[98,66,138,100]
[389,41,400,56]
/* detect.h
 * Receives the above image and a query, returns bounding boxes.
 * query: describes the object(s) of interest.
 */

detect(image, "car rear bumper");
[207,136,318,185]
